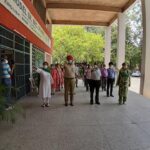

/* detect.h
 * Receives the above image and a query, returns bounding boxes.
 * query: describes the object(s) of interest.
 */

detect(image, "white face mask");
[4,59,8,64]
[94,65,98,68]
[110,65,113,68]
[43,65,48,69]
[68,60,73,64]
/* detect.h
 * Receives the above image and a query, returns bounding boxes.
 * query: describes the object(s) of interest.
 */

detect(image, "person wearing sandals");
[34,62,53,107]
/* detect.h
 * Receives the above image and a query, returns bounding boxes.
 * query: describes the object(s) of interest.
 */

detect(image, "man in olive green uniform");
[64,55,75,106]
[117,63,131,105]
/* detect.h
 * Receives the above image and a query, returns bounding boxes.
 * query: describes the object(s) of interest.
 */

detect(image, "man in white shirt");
[90,64,101,105]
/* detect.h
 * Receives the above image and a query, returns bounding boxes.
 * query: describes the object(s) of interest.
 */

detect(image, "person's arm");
[98,69,101,80]
[8,64,13,75]
[10,64,15,75]
[33,66,42,73]
[50,74,54,84]
[128,70,131,87]
[116,71,120,86]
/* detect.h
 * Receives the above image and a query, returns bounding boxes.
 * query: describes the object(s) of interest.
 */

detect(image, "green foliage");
[52,1,142,69]
[111,1,142,69]
[52,26,105,64]
[0,84,26,124]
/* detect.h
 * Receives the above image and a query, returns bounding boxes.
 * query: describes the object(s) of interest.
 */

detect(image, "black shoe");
[70,103,74,106]
[96,102,100,105]
[110,95,114,97]
[119,101,122,105]
[65,103,68,107]
[45,103,50,107]
[41,104,46,107]
[90,101,93,105]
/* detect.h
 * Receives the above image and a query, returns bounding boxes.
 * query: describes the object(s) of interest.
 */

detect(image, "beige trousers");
[64,78,75,104]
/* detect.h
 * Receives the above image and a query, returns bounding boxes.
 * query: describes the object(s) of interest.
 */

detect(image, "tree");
[52,26,105,64]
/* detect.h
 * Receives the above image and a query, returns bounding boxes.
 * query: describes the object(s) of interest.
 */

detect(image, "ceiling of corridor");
[45,0,136,26]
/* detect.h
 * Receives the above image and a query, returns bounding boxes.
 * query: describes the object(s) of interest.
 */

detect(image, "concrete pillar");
[46,24,52,35]
[105,26,111,67]
[117,13,126,69]
[30,43,33,78]
[140,0,150,98]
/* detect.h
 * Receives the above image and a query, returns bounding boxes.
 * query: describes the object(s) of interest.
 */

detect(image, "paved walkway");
[1,83,150,150]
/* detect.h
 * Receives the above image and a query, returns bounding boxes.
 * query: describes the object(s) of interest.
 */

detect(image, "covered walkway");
[1,82,150,150]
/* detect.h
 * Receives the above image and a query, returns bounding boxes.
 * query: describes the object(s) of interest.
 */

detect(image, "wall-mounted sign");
[0,0,51,48]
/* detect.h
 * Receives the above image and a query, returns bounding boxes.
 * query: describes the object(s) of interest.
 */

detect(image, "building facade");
[0,0,52,99]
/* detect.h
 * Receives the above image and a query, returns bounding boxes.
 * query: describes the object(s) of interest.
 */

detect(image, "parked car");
[131,71,141,77]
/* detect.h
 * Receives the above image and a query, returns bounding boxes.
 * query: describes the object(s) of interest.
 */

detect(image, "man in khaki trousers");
[64,55,75,106]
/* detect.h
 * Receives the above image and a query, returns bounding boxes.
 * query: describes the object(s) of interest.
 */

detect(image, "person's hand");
[12,64,15,69]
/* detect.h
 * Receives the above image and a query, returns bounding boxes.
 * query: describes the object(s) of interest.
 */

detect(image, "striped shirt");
[0,62,11,78]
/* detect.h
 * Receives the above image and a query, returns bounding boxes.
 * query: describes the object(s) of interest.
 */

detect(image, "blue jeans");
[1,78,12,106]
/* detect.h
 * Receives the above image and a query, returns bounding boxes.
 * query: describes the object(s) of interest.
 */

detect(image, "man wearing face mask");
[107,62,115,97]
[64,55,75,106]
[0,56,14,110]
[90,64,101,105]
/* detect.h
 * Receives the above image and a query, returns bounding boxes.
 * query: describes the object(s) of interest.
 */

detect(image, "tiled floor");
[0,84,150,150]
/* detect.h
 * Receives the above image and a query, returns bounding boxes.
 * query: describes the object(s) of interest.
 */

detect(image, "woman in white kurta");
[36,62,53,107]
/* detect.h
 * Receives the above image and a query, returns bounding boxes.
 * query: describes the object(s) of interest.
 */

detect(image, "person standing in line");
[51,64,57,95]
[75,63,79,88]
[34,62,53,107]
[101,64,108,91]
[116,63,131,105]
[60,65,64,89]
[90,64,101,105]
[56,64,62,92]
[85,64,92,92]
[64,55,76,106]
[107,62,115,97]
[0,56,15,110]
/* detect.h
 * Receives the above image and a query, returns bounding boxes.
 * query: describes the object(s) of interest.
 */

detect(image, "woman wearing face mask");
[34,62,53,107]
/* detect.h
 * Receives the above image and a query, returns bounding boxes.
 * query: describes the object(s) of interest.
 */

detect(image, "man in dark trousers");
[107,62,115,97]
[90,64,101,105]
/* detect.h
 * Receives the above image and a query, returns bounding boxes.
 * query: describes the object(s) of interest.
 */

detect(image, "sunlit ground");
[129,77,140,94]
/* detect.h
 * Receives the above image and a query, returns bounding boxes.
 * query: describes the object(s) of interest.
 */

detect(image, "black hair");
[43,61,49,66]
[109,62,113,66]
[122,62,127,67]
